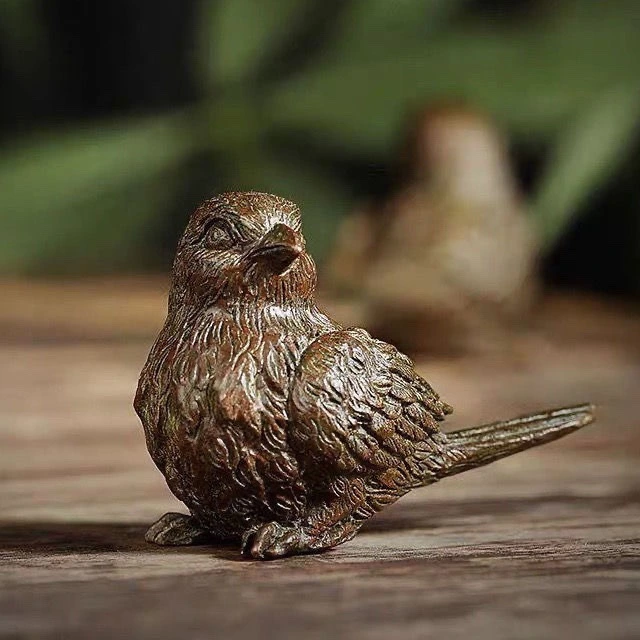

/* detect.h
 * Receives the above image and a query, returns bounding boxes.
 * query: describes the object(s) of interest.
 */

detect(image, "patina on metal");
[134,191,594,560]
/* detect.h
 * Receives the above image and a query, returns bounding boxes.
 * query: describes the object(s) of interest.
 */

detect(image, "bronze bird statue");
[135,191,593,560]
[326,105,538,354]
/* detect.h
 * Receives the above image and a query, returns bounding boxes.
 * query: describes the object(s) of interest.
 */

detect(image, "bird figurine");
[135,191,593,560]
[325,105,538,354]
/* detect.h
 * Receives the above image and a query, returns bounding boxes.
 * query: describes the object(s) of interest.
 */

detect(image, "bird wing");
[289,328,459,490]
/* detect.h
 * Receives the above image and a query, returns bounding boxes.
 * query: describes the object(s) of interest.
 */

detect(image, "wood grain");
[0,280,639,639]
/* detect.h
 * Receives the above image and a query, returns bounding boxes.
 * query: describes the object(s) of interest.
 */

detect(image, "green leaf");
[27,174,182,274]
[196,0,313,89]
[0,113,197,272]
[267,6,640,156]
[327,0,466,59]
[532,87,640,249]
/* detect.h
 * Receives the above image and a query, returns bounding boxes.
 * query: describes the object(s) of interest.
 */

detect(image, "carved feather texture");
[290,328,455,492]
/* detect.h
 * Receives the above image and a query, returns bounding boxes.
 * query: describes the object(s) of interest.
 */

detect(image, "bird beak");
[246,223,303,275]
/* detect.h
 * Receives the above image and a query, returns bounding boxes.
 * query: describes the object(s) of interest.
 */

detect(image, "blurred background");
[1,0,640,297]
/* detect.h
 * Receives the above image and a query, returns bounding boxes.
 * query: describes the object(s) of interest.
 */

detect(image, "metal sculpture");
[135,192,593,559]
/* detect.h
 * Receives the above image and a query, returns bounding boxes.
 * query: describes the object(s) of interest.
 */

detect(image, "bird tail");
[440,404,594,478]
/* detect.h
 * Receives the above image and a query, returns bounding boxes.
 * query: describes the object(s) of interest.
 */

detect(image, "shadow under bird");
[134,192,594,559]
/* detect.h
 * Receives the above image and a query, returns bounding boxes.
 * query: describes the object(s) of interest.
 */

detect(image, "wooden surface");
[1,280,639,639]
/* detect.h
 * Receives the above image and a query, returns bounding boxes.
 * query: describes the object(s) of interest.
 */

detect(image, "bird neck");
[223,299,337,334]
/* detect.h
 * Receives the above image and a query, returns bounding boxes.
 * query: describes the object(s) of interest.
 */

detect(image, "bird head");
[402,104,516,205]
[170,192,317,310]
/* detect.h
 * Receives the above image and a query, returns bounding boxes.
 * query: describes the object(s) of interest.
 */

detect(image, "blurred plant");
[1,0,639,274]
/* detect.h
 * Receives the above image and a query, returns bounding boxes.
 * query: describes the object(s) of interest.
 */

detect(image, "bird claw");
[145,512,212,546]
[241,522,305,559]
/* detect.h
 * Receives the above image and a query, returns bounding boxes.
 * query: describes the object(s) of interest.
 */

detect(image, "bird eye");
[194,219,235,250]
[206,225,231,248]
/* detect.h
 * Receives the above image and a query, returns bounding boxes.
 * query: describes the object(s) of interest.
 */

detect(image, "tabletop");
[1,279,639,639]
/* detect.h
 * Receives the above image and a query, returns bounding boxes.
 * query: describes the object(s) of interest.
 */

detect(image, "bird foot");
[145,512,212,546]
[241,522,308,560]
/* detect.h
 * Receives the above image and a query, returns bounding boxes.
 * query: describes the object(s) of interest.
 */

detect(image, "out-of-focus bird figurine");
[325,105,538,354]
[135,191,592,560]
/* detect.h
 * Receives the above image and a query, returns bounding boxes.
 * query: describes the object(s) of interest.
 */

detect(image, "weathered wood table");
[1,280,639,639]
